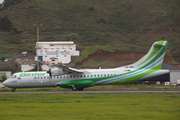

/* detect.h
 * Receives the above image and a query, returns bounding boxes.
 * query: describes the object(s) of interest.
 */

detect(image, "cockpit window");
[11,75,17,78]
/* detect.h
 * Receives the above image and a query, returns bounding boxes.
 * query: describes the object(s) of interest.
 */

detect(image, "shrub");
[96,18,106,24]
[88,7,94,11]
[11,27,24,34]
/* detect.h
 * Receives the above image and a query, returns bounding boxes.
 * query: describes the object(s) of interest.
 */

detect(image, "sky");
[0,0,4,4]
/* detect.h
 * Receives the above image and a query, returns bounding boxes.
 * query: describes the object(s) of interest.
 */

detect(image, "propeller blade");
[47,69,52,79]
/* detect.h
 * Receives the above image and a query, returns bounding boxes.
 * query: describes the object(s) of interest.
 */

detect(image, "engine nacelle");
[51,68,66,76]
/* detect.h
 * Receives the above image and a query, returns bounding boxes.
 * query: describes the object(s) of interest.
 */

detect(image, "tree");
[0,16,13,32]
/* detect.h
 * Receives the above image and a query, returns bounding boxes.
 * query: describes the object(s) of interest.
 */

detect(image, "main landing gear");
[71,86,84,91]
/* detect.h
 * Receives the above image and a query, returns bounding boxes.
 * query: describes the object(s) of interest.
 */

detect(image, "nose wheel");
[11,88,16,92]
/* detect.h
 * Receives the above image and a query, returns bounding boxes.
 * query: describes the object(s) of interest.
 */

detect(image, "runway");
[0,90,180,95]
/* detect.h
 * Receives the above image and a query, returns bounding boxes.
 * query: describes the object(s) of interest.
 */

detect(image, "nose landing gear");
[11,88,16,92]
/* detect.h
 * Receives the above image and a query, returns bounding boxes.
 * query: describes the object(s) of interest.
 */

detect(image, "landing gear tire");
[72,86,77,91]
[78,88,84,91]
[11,88,16,92]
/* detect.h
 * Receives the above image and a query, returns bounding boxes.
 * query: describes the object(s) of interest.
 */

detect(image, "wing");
[47,64,84,76]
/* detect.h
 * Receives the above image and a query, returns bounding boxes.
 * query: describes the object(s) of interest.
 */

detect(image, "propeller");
[47,69,52,77]
[47,63,53,81]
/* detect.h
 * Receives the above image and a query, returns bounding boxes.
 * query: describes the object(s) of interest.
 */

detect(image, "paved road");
[0,90,180,95]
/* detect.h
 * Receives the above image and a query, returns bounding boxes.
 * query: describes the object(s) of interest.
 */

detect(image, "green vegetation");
[0,93,179,120]
[0,0,180,63]
[81,46,115,58]
[0,62,20,73]
[1,85,180,92]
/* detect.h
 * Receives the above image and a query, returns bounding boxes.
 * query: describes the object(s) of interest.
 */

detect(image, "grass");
[0,84,180,92]
[0,93,180,120]
[81,46,115,58]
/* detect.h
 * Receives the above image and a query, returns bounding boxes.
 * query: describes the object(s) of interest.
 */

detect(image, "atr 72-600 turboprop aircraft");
[3,41,169,92]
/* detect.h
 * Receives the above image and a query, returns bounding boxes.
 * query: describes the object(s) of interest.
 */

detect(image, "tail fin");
[129,41,168,70]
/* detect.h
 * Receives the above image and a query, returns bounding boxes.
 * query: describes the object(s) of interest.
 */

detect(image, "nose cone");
[2,80,9,87]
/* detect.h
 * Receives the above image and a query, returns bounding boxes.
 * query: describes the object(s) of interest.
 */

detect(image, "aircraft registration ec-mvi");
[2,41,169,92]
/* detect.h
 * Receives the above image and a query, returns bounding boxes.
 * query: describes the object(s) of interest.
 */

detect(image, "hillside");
[0,0,180,68]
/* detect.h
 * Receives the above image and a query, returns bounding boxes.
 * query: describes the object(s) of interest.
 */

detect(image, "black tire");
[11,88,16,92]
[72,86,77,91]
[78,88,84,91]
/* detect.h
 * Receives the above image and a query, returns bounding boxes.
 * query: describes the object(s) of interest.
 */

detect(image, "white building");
[35,41,79,64]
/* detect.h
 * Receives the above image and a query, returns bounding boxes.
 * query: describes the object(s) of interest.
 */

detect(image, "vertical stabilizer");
[128,41,168,70]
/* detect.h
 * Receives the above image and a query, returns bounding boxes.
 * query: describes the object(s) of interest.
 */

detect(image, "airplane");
[2,41,169,92]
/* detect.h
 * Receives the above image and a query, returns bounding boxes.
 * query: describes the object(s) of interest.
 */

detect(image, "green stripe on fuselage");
[108,64,162,85]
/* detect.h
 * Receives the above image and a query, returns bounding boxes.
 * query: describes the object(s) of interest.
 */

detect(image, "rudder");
[130,41,168,70]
